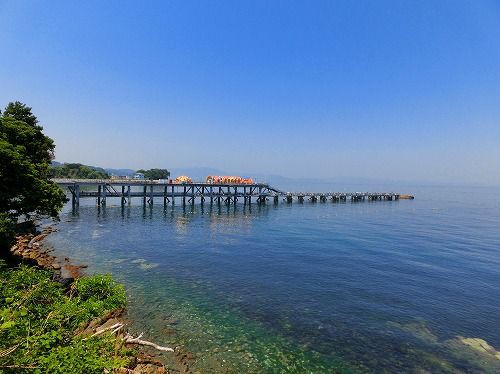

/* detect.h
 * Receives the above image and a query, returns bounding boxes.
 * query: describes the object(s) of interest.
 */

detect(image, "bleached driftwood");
[84,320,174,353]
[123,332,174,352]
[87,322,124,339]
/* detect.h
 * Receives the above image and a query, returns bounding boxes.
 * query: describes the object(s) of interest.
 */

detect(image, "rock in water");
[457,337,500,360]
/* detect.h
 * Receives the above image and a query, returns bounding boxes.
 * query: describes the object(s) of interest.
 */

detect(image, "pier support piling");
[121,186,126,206]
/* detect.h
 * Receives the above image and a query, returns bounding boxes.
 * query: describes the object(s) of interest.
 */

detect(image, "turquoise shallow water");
[44,185,500,372]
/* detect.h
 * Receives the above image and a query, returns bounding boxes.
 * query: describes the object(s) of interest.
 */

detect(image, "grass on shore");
[0,260,133,373]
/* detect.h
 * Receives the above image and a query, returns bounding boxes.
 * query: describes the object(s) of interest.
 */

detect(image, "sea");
[43,183,500,373]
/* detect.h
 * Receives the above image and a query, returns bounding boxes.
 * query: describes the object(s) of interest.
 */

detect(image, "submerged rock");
[387,319,438,343]
[443,335,500,373]
[455,337,500,360]
[139,263,159,270]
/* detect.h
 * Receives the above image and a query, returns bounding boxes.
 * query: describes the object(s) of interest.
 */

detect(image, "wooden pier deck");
[53,179,411,207]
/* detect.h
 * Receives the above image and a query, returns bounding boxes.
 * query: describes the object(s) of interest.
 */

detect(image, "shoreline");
[10,225,87,281]
[5,224,193,373]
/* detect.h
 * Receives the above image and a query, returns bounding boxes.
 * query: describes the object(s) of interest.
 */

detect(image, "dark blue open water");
[44,185,500,372]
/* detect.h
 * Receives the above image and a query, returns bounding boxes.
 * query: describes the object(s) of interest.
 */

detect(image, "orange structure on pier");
[174,175,193,184]
[206,175,253,184]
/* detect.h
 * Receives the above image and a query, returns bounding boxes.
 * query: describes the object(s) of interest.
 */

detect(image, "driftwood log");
[87,322,174,353]
[123,333,174,352]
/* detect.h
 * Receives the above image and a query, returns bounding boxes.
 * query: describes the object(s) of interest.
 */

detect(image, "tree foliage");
[0,102,67,248]
[49,163,109,179]
[136,168,170,180]
[2,101,40,128]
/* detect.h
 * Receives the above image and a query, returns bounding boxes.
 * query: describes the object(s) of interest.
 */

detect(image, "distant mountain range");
[104,168,136,176]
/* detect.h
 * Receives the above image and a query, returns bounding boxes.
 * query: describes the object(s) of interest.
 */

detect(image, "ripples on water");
[44,185,500,372]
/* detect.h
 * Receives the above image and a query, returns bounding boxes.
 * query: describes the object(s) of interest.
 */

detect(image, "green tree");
[49,163,109,179]
[3,101,39,128]
[136,168,170,180]
[0,102,67,249]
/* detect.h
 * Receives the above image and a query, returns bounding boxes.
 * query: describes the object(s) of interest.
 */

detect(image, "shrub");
[72,274,126,320]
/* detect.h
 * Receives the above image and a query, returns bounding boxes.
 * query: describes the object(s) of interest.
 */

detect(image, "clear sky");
[1,1,499,184]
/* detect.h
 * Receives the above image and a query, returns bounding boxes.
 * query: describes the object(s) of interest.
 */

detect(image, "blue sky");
[1,1,499,184]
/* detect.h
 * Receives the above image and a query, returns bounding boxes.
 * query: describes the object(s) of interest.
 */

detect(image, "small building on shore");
[133,173,145,180]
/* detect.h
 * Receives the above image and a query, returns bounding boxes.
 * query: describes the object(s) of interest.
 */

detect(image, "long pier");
[53,179,410,207]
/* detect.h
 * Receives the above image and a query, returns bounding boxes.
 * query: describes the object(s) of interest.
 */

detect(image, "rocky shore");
[7,225,194,374]
[10,225,86,282]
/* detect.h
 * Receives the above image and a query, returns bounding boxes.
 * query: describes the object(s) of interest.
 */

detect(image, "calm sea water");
[44,185,500,373]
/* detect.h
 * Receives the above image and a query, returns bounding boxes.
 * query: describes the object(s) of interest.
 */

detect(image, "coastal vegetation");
[49,163,110,179]
[48,165,170,180]
[135,168,170,180]
[0,263,132,372]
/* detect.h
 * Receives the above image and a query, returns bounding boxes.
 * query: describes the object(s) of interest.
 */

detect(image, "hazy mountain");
[104,168,136,176]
